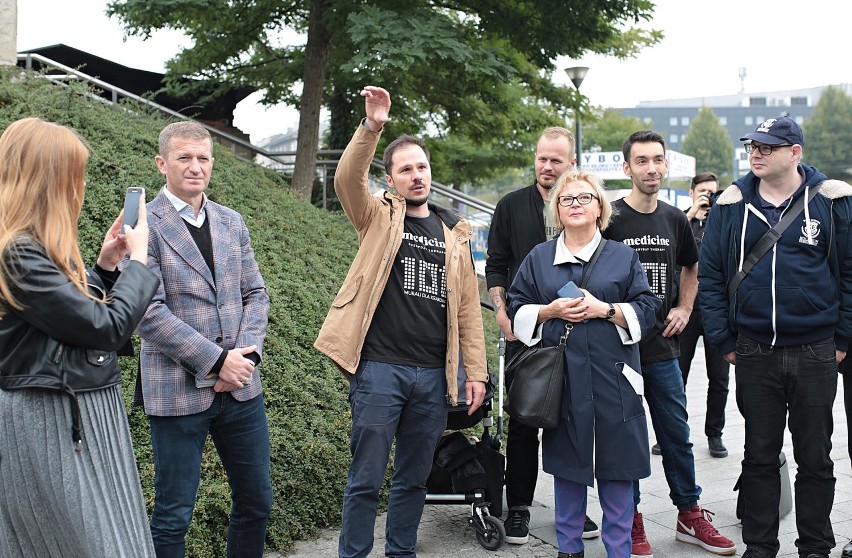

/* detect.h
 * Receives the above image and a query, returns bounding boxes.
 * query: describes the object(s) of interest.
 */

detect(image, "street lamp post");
[565,66,589,169]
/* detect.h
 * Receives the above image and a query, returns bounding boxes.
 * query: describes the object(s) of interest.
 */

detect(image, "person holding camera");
[678,172,731,459]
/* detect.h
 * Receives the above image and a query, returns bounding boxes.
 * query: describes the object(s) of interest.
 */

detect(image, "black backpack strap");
[727,184,821,300]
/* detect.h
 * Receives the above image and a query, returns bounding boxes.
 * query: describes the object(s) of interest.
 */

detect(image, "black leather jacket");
[0,238,159,445]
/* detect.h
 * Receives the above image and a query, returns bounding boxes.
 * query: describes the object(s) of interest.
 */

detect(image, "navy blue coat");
[508,238,660,486]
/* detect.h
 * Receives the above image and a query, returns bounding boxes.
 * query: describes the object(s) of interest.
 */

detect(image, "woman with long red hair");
[0,117,158,557]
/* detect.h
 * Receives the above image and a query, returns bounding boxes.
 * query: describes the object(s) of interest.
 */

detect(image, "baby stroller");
[424,337,507,550]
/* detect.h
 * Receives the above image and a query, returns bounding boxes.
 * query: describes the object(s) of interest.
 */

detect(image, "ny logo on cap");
[756,118,778,133]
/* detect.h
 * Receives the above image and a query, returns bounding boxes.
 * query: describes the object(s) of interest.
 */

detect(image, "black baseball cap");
[740,116,805,147]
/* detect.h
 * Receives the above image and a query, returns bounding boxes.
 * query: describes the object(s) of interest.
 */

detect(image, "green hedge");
[0,67,500,556]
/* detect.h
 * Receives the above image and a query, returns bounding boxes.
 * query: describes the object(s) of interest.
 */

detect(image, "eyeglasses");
[744,143,793,155]
[557,193,598,206]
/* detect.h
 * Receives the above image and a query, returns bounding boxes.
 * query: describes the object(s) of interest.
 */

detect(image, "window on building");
[745,116,753,126]
[795,116,804,125]
[749,97,767,106]
[718,116,727,126]
[669,133,679,144]
[644,117,653,125]
[669,116,678,126]
[791,96,808,106]
[681,117,689,126]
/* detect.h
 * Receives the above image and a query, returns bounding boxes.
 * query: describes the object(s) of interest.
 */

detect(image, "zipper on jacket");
[52,344,64,364]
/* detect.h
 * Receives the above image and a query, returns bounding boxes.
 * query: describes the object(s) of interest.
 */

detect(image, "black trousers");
[736,337,837,557]
[678,308,730,438]
[504,339,540,509]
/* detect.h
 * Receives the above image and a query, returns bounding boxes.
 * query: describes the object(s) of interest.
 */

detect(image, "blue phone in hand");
[557,280,584,299]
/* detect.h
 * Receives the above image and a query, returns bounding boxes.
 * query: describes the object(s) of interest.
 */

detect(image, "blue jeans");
[633,358,701,510]
[339,360,448,558]
[736,337,837,557]
[148,393,272,558]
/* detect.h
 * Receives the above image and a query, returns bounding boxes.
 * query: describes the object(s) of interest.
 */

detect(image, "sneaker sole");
[676,531,737,555]
[582,528,601,539]
[710,450,729,458]
[505,534,529,544]
[630,553,653,558]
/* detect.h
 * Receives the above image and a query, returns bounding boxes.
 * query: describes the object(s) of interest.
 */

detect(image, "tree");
[804,85,852,182]
[107,0,662,200]
[583,109,648,152]
[681,106,732,179]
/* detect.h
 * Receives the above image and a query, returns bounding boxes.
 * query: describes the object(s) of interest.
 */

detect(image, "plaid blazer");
[134,191,269,416]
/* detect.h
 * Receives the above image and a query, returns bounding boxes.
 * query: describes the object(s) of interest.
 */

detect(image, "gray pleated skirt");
[0,386,155,558]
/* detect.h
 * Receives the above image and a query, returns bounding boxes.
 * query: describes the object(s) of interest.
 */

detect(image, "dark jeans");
[339,360,447,558]
[504,339,540,509]
[678,309,730,438]
[148,392,272,558]
[633,358,701,510]
[736,336,837,557]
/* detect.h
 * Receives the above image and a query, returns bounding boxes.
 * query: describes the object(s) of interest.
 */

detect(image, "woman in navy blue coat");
[508,169,660,558]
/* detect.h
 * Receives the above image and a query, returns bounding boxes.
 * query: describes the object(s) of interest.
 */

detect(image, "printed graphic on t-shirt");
[360,212,449,367]
[543,203,559,240]
[401,230,447,306]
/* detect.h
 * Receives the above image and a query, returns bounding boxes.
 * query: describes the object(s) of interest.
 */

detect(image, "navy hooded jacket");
[698,164,852,356]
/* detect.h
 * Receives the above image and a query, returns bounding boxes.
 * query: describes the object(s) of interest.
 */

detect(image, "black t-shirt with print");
[604,198,699,364]
[360,211,448,368]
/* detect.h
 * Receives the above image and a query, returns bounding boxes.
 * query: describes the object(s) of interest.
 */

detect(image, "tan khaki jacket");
[314,123,487,404]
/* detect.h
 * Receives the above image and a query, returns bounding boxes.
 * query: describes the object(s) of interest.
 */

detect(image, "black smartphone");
[122,187,145,230]
[557,280,584,299]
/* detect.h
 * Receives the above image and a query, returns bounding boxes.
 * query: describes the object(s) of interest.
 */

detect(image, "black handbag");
[503,239,607,429]
[503,323,572,429]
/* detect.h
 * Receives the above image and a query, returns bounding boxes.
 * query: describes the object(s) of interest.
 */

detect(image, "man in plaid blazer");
[134,121,272,558]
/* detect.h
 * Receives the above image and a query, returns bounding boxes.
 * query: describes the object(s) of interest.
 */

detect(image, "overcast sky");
[16,0,851,143]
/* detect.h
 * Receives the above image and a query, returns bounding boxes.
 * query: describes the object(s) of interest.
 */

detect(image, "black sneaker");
[505,507,530,544]
[651,443,661,455]
[842,538,852,558]
[708,436,728,458]
[582,515,600,539]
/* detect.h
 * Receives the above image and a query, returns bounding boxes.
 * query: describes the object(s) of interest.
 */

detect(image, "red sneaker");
[631,511,653,558]
[676,506,737,555]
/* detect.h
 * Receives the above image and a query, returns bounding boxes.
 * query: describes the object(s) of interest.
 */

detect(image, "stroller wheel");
[475,515,505,551]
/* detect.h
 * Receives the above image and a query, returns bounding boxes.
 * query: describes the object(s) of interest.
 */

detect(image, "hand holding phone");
[557,280,584,299]
[122,187,145,231]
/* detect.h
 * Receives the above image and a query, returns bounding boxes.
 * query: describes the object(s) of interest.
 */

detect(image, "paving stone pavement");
[268,341,852,557]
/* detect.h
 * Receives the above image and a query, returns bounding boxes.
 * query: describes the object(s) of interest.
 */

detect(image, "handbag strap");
[726,184,821,300]
[579,238,607,289]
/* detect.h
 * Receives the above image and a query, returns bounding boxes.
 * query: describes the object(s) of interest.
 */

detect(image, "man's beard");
[405,196,428,207]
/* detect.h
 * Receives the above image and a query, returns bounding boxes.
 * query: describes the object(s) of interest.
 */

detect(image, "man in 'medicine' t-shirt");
[602,130,736,558]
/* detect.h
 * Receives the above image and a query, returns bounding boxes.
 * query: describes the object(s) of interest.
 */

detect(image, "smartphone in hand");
[121,187,146,230]
[557,280,584,299]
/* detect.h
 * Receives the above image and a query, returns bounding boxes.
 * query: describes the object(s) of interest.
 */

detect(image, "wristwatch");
[605,302,616,320]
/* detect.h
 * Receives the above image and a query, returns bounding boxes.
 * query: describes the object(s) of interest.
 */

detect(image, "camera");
[702,191,722,207]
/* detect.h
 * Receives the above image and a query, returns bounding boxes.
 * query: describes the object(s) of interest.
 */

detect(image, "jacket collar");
[149,192,229,288]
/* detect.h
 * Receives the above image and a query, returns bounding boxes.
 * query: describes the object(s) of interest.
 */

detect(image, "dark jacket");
[698,165,852,356]
[0,237,159,443]
[485,184,547,290]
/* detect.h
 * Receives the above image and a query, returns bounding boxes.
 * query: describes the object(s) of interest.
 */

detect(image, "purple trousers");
[554,476,633,557]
